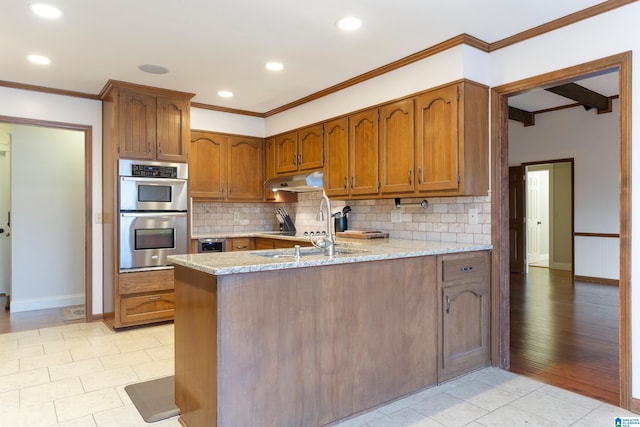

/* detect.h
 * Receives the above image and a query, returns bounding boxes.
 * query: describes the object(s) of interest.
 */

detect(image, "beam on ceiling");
[508,106,535,126]
[545,82,612,113]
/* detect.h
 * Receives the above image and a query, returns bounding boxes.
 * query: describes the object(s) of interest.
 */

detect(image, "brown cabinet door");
[415,84,459,192]
[227,237,254,251]
[156,96,189,162]
[349,109,379,195]
[438,251,490,382]
[323,118,349,197]
[379,98,415,194]
[118,91,156,160]
[297,124,324,171]
[227,136,263,200]
[189,131,227,199]
[275,131,298,174]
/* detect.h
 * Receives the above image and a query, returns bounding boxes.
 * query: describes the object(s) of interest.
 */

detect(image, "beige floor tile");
[100,349,151,370]
[49,357,104,381]
[0,358,19,376]
[333,409,386,427]
[0,344,45,362]
[131,358,174,380]
[472,367,544,396]
[571,402,638,426]
[0,329,40,343]
[537,384,604,410]
[20,377,84,407]
[20,349,73,371]
[145,344,174,361]
[18,331,64,348]
[43,337,91,354]
[411,393,489,427]
[4,400,58,427]
[71,342,120,362]
[0,336,18,349]
[0,389,20,408]
[55,387,124,422]
[510,389,592,425]
[81,366,140,392]
[376,392,424,416]
[115,384,133,405]
[445,379,518,411]
[56,415,98,426]
[93,404,152,427]
[151,416,182,426]
[368,407,443,427]
[475,404,560,426]
[0,367,50,393]
[112,335,163,353]
[39,324,85,336]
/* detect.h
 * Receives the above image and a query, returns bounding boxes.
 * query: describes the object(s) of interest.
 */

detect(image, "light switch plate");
[233,212,240,222]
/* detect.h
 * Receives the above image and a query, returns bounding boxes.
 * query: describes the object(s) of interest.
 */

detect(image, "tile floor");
[0,321,635,427]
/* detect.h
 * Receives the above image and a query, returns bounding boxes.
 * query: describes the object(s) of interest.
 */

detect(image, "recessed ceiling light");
[30,3,62,19]
[265,62,284,72]
[218,90,234,98]
[138,64,169,74]
[27,54,51,65]
[336,16,362,31]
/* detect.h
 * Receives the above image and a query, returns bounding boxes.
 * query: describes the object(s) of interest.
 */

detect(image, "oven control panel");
[131,164,178,178]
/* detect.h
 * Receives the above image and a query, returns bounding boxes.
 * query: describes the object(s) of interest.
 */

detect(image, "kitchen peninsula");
[169,237,492,427]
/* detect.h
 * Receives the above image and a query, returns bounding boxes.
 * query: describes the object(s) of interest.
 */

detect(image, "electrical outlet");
[468,208,478,225]
[233,211,240,222]
[391,209,402,223]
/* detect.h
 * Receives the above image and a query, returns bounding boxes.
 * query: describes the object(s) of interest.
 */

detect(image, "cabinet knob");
[446,295,451,314]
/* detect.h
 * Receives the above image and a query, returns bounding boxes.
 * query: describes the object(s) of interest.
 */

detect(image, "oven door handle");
[120,212,186,217]
[120,177,187,184]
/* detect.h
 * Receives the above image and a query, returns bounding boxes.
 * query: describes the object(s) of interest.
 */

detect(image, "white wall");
[191,107,265,137]
[0,87,103,315]
[11,125,85,311]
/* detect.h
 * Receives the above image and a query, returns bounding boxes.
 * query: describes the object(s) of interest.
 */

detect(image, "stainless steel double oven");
[118,159,188,271]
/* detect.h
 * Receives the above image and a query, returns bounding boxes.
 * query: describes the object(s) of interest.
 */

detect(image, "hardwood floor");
[0,296,82,334]
[510,267,619,405]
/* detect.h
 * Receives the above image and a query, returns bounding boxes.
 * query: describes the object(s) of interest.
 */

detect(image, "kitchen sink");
[251,246,370,259]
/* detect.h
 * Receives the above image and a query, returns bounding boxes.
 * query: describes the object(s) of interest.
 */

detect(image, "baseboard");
[549,262,572,271]
[574,275,619,286]
[9,293,84,313]
[630,397,640,414]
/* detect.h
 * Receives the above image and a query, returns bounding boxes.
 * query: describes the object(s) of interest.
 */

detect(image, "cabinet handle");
[148,141,152,154]
[343,177,347,189]
[350,176,354,188]
[408,170,412,185]
[298,154,302,165]
[148,295,161,301]
[293,154,298,166]
[417,168,422,184]
[460,266,474,272]
[446,295,451,314]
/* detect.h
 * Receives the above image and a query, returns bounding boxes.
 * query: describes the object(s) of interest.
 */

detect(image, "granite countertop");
[169,235,492,276]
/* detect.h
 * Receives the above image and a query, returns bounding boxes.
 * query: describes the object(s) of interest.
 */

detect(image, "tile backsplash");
[191,192,491,244]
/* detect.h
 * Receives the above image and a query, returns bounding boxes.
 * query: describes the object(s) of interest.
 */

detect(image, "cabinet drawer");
[441,252,487,283]
[227,237,253,251]
[119,269,174,295]
[120,291,174,325]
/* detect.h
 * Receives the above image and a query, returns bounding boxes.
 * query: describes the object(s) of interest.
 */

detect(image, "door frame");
[490,52,631,408]
[0,115,93,322]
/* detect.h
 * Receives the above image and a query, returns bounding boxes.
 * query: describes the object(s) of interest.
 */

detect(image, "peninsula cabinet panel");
[349,108,379,196]
[415,81,488,196]
[275,131,298,174]
[227,136,263,200]
[438,251,490,382]
[323,117,349,197]
[379,98,415,194]
[189,131,227,199]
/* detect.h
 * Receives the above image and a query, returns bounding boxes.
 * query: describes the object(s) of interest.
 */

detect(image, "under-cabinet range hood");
[264,171,324,193]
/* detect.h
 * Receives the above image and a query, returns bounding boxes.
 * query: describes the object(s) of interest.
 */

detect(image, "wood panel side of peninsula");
[174,256,438,427]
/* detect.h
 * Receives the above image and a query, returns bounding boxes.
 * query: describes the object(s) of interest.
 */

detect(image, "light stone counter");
[169,237,492,276]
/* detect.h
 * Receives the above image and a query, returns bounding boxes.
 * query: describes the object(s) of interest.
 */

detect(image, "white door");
[527,169,550,266]
[10,125,85,312]
[0,126,11,297]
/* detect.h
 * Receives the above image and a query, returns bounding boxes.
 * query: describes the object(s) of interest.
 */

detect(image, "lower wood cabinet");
[437,251,490,382]
[115,269,175,328]
[226,237,254,251]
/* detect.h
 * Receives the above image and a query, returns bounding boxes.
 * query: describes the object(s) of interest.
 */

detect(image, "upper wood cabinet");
[189,131,263,201]
[112,86,191,162]
[275,124,324,174]
[415,81,488,196]
[349,108,379,196]
[323,118,349,196]
[379,98,415,194]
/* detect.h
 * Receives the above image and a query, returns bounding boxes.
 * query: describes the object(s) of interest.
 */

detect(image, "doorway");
[0,116,93,322]
[491,52,631,408]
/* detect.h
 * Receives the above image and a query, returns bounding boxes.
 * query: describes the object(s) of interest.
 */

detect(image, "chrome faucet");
[315,193,335,257]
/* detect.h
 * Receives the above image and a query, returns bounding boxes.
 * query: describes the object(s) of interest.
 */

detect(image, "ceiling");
[1,0,620,115]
